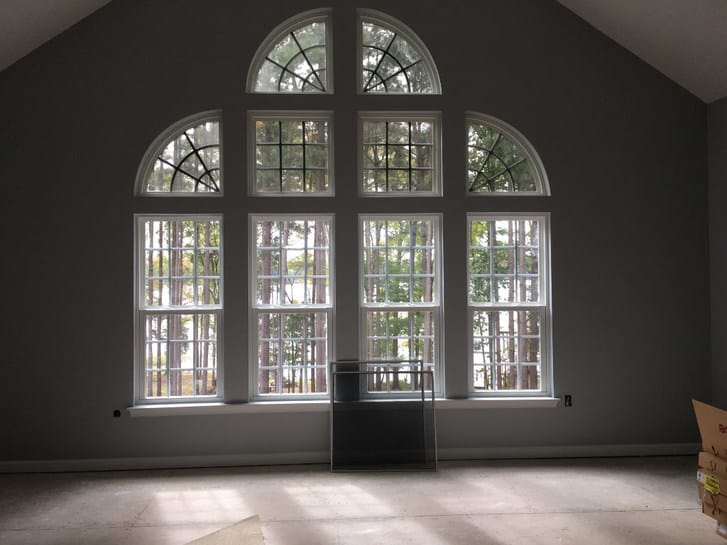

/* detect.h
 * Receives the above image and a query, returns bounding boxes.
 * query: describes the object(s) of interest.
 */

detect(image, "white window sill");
[127,397,559,417]
[435,397,560,409]
[127,400,330,417]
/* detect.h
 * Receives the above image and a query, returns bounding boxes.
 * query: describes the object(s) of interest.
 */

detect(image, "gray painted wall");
[0,0,710,464]
[710,97,727,409]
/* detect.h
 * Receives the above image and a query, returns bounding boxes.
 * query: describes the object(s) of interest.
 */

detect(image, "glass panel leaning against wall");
[467,214,550,395]
[360,215,441,395]
[252,216,333,398]
[137,216,222,401]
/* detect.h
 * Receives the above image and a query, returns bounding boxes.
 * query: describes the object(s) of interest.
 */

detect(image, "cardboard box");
[693,400,727,458]
[700,451,727,474]
[703,501,727,526]
[699,483,725,508]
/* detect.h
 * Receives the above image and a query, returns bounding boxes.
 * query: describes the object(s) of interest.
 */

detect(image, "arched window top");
[359,9,441,95]
[466,112,550,196]
[136,112,222,195]
[247,9,332,94]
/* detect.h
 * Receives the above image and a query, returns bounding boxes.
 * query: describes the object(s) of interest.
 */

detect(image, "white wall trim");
[438,443,701,460]
[0,443,699,473]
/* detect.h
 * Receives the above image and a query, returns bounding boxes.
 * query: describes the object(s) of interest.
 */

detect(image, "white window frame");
[246,8,334,95]
[467,212,552,397]
[134,214,224,404]
[358,111,442,197]
[248,110,335,197]
[249,214,335,400]
[359,213,443,397]
[357,8,442,95]
[465,112,550,196]
[135,111,223,197]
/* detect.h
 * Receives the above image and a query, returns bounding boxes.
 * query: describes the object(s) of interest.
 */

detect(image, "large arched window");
[466,112,550,195]
[247,9,332,94]
[133,9,554,408]
[136,112,222,195]
[358,9,441,94]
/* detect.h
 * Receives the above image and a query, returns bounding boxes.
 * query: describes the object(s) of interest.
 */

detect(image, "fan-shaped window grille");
[359,10,441,94]
[138,113,222,195]
[248,10,331,94]
[466,113,549,195]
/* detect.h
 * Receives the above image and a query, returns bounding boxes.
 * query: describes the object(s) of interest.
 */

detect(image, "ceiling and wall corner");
[556,0,727,103]
[0,0,111,73]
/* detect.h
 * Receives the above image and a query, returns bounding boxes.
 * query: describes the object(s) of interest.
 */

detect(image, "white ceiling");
[0,0,726,102]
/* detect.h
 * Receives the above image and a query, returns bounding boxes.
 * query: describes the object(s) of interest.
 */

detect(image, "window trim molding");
[133,214,225,405]
[246,8,334,95]
[248,213,336,401]
[465,111,551,197]
[358,111,443,197]
[358,212,444,396]
[247,110,335,197]
[135,111,223,197]
[357,8,442,95]
[466,212,553,398]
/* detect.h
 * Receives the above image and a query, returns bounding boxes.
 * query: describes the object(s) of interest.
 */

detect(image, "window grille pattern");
[253,217,332,396]
[467,120,538,193]
[472,310,541,391]
[468,216,546,393]
[361,117,436,194]
[468,218,540,304]
[253,20,329,93]
[140,218,221,399]
[361,217,439,393]
[253,116,330,194]
[144,121,220,193]
[361,21,436,93]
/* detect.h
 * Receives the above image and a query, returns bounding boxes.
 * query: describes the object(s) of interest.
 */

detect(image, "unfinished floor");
[0,456,720,545]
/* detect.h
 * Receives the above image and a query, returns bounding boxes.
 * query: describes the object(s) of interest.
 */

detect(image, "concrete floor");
[0,456,721,545]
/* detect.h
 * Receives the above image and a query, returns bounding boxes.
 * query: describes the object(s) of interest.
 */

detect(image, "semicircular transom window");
[250,12,330,94]
[360,10,441,94]
[140,115,221,194]
[466,114,549,195]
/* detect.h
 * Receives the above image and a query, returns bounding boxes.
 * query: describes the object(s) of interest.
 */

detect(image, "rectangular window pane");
[252,116,331,194]
[471,309,542,392]
[142,312,219,399]
[360,214,440,395]
[142,219,221,309]
[256,311,329,395]
[468,214,548,395]
[361,218,437,304]
[468,218,541,304]
[360,115,439,195]
[252,215,332,397]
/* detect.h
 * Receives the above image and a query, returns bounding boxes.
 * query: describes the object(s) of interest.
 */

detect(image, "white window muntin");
[358,111,442,197]
[357,8,442,95]
[359,213,443,396]
[134,214,224,404]
[465,112,550,197]
[246,8,333,94]
[249,214,334,400]
[467,212,551,396]
[248,111,334,197]
[135,111,223,197]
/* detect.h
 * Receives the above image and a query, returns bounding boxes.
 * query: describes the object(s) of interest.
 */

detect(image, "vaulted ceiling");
[1,0,725,102]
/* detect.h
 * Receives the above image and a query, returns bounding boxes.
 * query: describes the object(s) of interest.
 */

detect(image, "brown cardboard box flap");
[693,399,727,457]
